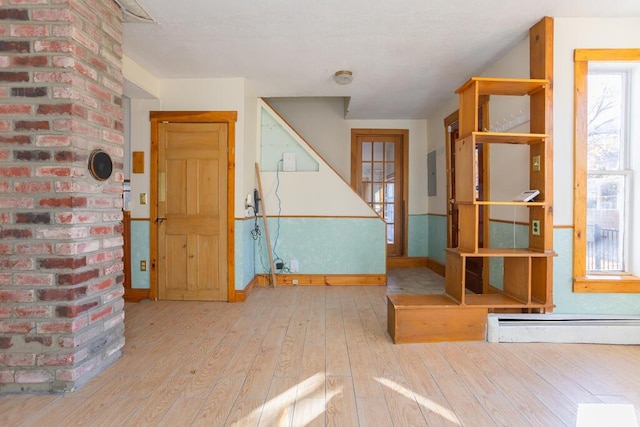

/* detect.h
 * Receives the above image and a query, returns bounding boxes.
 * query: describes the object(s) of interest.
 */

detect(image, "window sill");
[573,275,640,293]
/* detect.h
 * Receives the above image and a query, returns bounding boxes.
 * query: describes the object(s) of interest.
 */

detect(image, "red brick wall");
[0,0,125,393]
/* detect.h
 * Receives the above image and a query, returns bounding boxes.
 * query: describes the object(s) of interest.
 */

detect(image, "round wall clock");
[88,149,113,181]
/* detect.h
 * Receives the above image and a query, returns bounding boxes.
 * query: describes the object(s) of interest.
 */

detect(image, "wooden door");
[351,130,408,257]
[157,122,228,301]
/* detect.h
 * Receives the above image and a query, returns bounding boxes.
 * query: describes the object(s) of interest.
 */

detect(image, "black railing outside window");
[587,225,622,272]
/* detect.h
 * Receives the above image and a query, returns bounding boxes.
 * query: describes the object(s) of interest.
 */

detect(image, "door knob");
[155,217,166,225]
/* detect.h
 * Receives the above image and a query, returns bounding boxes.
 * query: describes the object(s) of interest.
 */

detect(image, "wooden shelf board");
[472,132,547,144]
[388,293,460,308]
[445,247,555,257]
[456,200,546,207]
[456,77,548,96]
[463,293,550,308]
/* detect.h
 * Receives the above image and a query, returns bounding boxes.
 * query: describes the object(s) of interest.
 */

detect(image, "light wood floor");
[2,283,639,426]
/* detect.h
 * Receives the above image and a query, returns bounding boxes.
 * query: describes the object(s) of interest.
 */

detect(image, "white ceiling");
[123,0,640,119]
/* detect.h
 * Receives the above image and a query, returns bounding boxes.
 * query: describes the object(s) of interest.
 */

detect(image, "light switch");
[139,193,147,205]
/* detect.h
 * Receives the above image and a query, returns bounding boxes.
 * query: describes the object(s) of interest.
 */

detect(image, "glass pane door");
[356,135,403,256]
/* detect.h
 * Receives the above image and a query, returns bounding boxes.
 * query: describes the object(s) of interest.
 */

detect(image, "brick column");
[1,0,125,393]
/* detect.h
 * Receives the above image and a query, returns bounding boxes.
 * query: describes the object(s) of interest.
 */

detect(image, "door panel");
[352,131,406,257]
[158,122,227,301]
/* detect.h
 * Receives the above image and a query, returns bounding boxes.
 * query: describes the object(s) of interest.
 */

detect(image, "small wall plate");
[88,149,113,181]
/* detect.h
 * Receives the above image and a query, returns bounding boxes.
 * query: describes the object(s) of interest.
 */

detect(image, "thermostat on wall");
[88,149,113,181]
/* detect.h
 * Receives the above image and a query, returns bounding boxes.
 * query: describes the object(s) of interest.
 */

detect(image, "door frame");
[149,111,237,302]
[350,128,409,257]
[444,101,491,291]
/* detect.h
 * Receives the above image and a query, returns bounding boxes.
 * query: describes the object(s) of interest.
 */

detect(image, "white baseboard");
[487,314,640,344]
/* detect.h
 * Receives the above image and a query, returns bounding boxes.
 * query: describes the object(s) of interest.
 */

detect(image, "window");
[573,49,640,293]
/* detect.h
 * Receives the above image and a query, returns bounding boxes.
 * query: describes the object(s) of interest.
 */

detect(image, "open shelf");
[387,293,459,308]
[464,293,551,309]
[456,77,548,96]
[446,248,555,257]
[457,200,546,207]
[465,293,526,307]
[473,132,547,144]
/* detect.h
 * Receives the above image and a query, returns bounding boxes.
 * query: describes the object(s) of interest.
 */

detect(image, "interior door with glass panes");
[353,134,403,256]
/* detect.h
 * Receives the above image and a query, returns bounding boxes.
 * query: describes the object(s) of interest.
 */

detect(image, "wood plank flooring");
[1,282,639,426]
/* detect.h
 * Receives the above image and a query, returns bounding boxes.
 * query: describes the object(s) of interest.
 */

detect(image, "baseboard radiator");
[487,314,640,344]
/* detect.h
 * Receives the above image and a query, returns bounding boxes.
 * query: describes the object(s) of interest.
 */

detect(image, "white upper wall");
[347,119,428,215]
[426,17,640,225]
[258,100,377,217]
[267,97,429,215]
[426,37,531,218]
[123,65,255,218]
[554,17,640,225]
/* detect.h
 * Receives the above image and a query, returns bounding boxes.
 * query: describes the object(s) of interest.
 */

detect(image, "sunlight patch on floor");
[239,373,341,426]
[577,403,638,427]
[375,376,461,425]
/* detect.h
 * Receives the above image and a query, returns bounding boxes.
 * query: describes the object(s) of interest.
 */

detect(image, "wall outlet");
[290,259,299,273]
[292,279,299,285]
[140,260,147,271]
[532,155,541,172]
[531,220,541,236]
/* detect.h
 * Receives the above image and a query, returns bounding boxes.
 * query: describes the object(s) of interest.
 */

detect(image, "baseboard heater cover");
[487,314,640,344]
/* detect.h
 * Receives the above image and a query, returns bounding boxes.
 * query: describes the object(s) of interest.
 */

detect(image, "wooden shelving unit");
[450,77,554,309]
[388,77,555,344]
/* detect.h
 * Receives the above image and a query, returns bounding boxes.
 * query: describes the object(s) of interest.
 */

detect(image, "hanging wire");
[272,159,283,261]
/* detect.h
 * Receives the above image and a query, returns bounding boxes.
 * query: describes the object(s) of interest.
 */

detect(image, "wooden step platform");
[387,294,488,343]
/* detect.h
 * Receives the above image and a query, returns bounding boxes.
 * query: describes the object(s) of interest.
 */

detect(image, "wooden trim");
[574,49,640,62]
[387,257,428,269]
[122,210,131,291]
[480,96,491,293]
[149,111,237,302]
[572,49,640,292]
[426,258,446,277]
[227,118,237,301]
[130,217,151,221]
[248,214,379,220]
[234,276,257,302]
[574,276,640,293]
[149,111,238,123]
[573,57,588,283]
[427,213,447,217]
[529,16,554,310]
[554,224,573,229]
[123,288,150,302]
[149,114,159,301]
[255,274,386,286]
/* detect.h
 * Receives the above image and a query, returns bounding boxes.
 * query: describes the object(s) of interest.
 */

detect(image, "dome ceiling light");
[333,70,353,85]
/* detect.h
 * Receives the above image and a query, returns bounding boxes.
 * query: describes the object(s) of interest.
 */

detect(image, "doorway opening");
[351,129,408,257]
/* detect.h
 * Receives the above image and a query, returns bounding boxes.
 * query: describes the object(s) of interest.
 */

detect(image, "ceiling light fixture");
[334,70,353,85]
